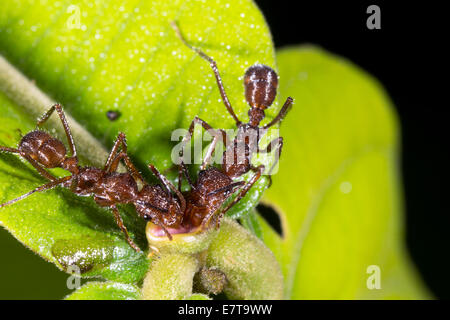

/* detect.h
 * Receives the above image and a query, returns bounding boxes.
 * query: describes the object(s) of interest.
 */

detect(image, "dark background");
[255,0,449,298]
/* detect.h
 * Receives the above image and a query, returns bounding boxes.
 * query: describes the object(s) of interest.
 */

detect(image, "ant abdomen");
[244,64,278,110]
[19,130,67,168]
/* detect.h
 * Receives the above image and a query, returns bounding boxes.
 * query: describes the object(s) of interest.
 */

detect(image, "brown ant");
[171,22,293,225]
[0,104,251,249]
[0,104,187,252]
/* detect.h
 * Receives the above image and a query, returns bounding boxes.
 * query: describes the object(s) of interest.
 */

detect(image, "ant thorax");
[222,124,266,178]
[63,167,103,196]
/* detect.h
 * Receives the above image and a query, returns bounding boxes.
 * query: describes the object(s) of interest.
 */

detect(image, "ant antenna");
[171,21,242,126]
[148,164,186,212]
[37,104,77,158]
[0,176,71,209]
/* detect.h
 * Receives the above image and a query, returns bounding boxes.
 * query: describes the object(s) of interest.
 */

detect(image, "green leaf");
[0,0,276,173]
[260,46,430,299]
[0,0,275,287]
[65,281,140,300]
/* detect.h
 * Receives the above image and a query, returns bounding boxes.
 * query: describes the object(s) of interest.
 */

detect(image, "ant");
[148,162,246,235]
[0,104,187,252]
[171,22,293,224]
[0,104,250,249]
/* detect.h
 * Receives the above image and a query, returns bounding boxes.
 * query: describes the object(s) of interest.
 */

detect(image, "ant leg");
[178,163,183,192]
[108,152,145,185]
[262,97,294,130]
[148,164,173,199]
[179,161,195,191]
[152,218,173,240]
[179,116,228,174]
[148,164,186,213]
[0,146,57,181]
[110,205,141,252]
[36,104,77,158]
[23,155,58,182]
[201,128,227,170]
[171,21,241,126]
[103,132,145,184]
[257,137,283,176]
[216,165,265,226]
[200,181,246,228]
[207,181,245,197]
[177,164,183,192]
[0,176,71,209]
[104,132,127,171]
[0,146,19,153]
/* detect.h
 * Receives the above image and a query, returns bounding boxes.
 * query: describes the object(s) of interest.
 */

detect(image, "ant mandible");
[171,22,293,223]
[0,104,186,252]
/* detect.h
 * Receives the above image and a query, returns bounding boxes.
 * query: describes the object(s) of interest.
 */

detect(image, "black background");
[255,0,449,298]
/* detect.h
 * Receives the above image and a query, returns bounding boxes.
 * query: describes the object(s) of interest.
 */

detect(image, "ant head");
[244,64,278,110]
[135,185,183,227]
